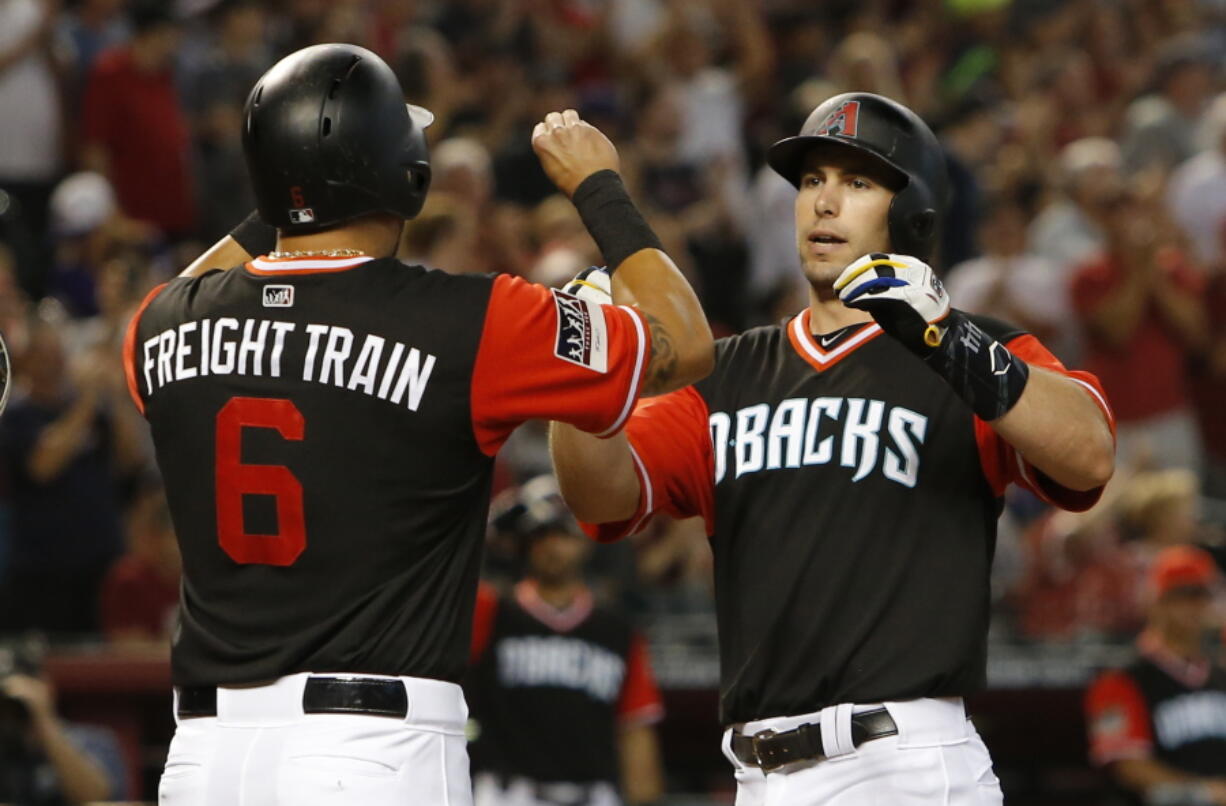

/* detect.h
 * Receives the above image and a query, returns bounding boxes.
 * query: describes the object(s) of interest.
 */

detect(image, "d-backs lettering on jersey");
[1087,634,1226,778]
[122,256,648,687]
[466,582,663,785]
[711,396,928,487]
[584,310,1114,724]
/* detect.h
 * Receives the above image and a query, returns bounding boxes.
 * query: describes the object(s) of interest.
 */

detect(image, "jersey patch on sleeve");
[551,288,608,373]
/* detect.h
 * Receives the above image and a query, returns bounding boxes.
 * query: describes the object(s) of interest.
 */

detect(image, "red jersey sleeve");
[469,581,499,663]
[1085,670,1154,766]
[582,386,715,542]
[471,274,650,455]
[617,632,664,727]
[123,283,168,416]
[975,333,1115,511]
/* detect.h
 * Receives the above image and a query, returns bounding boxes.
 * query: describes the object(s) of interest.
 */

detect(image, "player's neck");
[531,578,584,610]
[807,286,874,335]
[276,215,404,259]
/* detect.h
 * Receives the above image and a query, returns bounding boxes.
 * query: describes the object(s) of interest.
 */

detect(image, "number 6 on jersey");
[215,396,306,566]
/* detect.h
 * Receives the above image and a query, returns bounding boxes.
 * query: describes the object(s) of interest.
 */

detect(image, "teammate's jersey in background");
[124,255,648,686]
[587,311,1113,724]
[465,581,663,784]
[1087,631,1226,780]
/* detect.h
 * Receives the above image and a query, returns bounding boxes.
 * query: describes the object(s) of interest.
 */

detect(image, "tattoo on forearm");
[642,311,678,395]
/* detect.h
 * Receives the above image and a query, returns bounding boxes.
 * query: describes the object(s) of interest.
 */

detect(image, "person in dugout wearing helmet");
[122,44,712,804]
[549,93,1118,804]
[466,475,665,806]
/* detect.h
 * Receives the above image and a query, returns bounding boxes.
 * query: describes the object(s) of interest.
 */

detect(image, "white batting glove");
[833,252,951,355]
[562,266,612,305]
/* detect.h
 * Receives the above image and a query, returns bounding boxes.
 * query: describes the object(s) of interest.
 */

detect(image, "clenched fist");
[532,109,620,198]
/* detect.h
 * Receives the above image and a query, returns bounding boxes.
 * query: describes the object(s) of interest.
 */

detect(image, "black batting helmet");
[242,43,433,233]
[489,475,578,544]
[767,92,950,262]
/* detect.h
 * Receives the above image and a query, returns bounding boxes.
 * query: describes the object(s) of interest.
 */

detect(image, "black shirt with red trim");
[1086,632,1226,780]
[465,581,663,784]
[122,256,648,686]
[585,310,1114,724]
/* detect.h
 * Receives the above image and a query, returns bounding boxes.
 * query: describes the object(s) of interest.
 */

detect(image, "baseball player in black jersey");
[466,476,664,806]
[1086,546,1226,806]
[122,44,712,805]
[551,92,1117,805]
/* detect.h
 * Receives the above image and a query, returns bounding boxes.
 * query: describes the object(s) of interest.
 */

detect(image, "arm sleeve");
[616,632,665,727]
[471,274,650,455]
[974,333,1116,511]
[1085,671,1154,766]
[122,283,169,416]
[581,386,715,542]
[469,582,499,664]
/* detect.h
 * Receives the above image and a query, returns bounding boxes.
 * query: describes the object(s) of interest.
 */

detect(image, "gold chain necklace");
[267,248,368,258]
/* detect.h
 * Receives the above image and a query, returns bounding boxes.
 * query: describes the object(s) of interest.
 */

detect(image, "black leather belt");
[177,676,409,719]
[731,707,898,772]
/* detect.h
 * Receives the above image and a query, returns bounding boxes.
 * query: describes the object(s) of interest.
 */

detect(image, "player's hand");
[532,109,620,198]
[834,252,951,356]
[562,266,612,305]
[2,674,55,724]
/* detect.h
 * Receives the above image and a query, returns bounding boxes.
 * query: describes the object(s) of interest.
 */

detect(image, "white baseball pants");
[722,697,1005,806]
[159,673,473,806]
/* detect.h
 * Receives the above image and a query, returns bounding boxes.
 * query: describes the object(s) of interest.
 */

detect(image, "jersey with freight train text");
[124,255,649,687]
[586,310,1113,725]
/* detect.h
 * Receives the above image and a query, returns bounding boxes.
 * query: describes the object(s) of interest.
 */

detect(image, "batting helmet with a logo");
[243,43,433,233]
[767,92,950,263]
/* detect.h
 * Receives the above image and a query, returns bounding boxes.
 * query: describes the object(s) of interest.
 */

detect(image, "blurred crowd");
[0,0,1224,655]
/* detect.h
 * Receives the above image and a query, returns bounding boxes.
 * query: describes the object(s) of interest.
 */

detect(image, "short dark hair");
[130,1,178,34]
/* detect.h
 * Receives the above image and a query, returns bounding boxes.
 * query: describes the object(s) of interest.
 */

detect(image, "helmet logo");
[288,185,315,224]
[815,100,861,138]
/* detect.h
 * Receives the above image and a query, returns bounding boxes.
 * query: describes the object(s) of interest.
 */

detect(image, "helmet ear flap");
[910,209,936,240]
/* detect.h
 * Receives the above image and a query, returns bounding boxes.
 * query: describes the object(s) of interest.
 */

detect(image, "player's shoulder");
[713,320,788,365]
[962,310,1029,345]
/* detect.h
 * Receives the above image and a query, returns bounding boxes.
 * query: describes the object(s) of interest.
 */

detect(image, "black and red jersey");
[123,255,649,687]
[1086,631,1226,778]
[465,581,663,784]
[584,310,1114,725]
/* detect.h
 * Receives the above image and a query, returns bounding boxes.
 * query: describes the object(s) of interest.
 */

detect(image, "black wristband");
[925,311,1030,421]
[229,210,277,258]
[571,170,663,273]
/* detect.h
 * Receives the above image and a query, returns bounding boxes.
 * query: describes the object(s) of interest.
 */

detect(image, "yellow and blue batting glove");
[835,252,1030,421]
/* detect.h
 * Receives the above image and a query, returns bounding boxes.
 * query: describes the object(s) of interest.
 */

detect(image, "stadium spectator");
[0,0,65,300]
[1167,94,1226,270]
[0,636,126,804]
[58,0,129,98]
[1085,545,1226,806]
[0,317,142,634]
[1028,138,1120,279]
[99,484,179,645]
[946,194,1074,362]
[80,3,195,240]
[1070,184,1207,473]
[181,0,272,243]
[1121,35,1218,176]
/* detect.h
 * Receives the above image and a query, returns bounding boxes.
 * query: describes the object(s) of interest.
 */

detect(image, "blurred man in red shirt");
[81,2,195,240]
[1071,185,1207,474]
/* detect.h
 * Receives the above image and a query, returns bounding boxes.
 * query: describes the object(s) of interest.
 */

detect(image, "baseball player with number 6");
[552,93,1118,804]
[122,43,712,804]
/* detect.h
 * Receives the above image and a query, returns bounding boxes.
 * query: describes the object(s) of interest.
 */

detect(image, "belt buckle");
[752,728,785,772]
